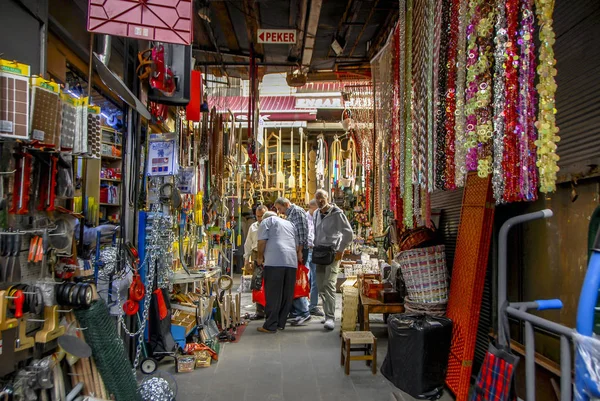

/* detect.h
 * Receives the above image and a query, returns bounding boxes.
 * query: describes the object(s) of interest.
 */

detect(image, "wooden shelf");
[99,203,120,207]
[100,178,121,183]
[101,155,122,161]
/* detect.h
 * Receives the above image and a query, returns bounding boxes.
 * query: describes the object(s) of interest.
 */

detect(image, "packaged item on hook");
[0,60,30,139]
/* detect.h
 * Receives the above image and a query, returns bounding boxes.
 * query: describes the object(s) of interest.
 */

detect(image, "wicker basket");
[404,297,447,317]
[397,226,437,252]
[341,285,360,333]
[396,245,448,304]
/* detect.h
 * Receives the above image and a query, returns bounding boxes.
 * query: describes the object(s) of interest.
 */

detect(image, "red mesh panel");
[445,173,495,401]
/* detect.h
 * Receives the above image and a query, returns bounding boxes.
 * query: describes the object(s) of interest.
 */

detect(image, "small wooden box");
[378,289,401,303]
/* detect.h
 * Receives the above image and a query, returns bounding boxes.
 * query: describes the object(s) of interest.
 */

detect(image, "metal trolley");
[497,209,600,401]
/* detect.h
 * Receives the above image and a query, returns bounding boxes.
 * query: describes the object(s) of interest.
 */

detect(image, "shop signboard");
[295,96,373,109]
[257,29,297,44]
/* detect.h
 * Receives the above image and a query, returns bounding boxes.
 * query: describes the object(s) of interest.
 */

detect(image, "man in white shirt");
[243,205,267,320]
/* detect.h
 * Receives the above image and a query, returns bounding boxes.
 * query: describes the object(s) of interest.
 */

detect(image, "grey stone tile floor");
[160,289,454,401]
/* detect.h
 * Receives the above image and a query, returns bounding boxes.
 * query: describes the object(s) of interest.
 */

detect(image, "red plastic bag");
[294,263,311,299]
[252,280,266,306]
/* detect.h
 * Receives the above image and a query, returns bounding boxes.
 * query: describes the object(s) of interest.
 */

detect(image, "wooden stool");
[340,331,377,375]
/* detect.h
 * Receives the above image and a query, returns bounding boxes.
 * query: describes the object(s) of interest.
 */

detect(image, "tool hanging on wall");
[316,134,327,190]
[3,232,22,282]
[38,154,58,212]
[9,151,33,215]
[35,306,66,343]
[305,136,311,203]
[298,128,304,198]
[330,135,342,189]
[341,137,357,189]
[288,128,296,190]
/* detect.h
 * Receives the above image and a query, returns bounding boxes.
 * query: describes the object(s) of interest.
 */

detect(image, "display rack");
[99,127,122,224]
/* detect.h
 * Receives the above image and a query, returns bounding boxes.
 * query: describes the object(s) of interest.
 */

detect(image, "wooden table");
[358,293,404,331]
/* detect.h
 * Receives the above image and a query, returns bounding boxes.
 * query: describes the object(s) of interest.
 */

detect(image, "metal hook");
[0,170,16,175]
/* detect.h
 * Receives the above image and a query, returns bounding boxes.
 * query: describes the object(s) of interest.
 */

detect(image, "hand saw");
[38,154,58,211]
[9,152,32,215]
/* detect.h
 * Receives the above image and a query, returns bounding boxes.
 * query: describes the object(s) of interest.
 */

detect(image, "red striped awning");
[207,96,297,113]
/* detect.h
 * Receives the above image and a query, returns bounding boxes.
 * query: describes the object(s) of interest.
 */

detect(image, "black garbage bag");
[381,314,453,400]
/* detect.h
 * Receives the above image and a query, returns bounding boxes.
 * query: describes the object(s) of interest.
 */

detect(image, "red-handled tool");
[38,155,58,211]
[13,290,24,319]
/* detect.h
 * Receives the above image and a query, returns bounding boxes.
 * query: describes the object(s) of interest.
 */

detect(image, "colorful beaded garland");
[502,0,520,202]
[492,0,507,203]
[534,0,560,193]
[517,0,538,201]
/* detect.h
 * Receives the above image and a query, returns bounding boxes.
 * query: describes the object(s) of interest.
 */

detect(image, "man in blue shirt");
[274,197,312,325]
[256,211,298,333]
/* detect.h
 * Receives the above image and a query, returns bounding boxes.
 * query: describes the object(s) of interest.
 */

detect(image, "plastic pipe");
[525,320,535,401]
[498,209,553,346]
[560,335,572,401]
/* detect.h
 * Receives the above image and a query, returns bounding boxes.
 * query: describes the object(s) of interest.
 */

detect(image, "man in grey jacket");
[312,189,353,330]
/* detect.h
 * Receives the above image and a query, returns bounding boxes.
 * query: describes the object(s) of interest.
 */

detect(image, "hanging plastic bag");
[293,263,310,299]
[252,281,266,307]
[470,306,519,401]
[470,343,520,401]
[574,332,600,401]
[251,263,263,291]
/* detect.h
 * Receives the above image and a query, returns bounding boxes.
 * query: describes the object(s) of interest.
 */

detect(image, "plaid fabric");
[471,345,517,401]
[285,204,309,247]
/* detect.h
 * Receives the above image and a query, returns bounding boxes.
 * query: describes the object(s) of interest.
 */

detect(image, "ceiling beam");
[327,0,354,59]
[348,0,379,57]
[336,0,363,60]
[211,1,240,51]
[242,0,264,57]
[289,0,308,63]
[301,0,324,67]
[367,8,398,60]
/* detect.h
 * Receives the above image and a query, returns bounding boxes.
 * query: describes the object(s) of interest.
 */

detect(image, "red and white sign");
[257,29,297,44]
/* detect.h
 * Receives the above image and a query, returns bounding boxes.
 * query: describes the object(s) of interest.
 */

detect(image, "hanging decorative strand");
[391,24,401,218]
[398,0,407,199]
[453,0,469,187]
[492,0,507,203]
[517,0,538,201]
[403,0,414,228]
[433,0,448,191]
[413,0,429,190]
[443,0,462,190]
[424,0,437,227]
[502,0,520,202]
[464,0,496,178]
[534,0,560,193]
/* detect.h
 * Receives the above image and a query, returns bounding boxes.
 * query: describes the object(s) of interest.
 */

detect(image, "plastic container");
[381,314,453,399]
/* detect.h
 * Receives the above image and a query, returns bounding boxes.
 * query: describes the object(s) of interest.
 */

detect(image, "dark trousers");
[263,266,296,331]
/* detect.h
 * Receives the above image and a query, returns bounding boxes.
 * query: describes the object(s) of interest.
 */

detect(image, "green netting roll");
[74,299,140,401]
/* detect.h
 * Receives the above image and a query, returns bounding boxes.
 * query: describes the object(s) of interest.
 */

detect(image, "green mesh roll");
[74,300,140,401]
